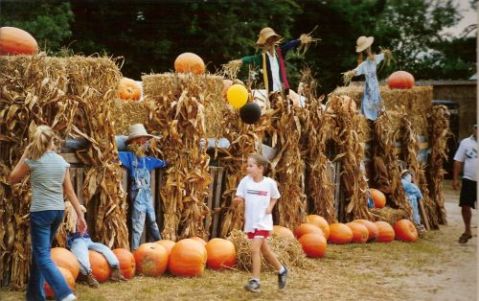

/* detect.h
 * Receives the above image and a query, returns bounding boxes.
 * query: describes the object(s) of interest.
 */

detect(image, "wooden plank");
[212,167,224,238]
[334,162,342,221]
[76,168,84,205]
[418,200,431,231]
[205,168,216,237]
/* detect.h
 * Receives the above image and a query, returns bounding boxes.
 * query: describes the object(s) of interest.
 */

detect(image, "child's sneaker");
[278,267,288,289]
[86,271,100,288]
[111,267,127,281]
[61,294,77,301]
[244,279,261,293]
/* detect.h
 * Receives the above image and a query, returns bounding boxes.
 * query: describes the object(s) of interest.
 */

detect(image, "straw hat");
[355,36,374,53]
[256,27,281,46]
[126,123,157,144]
[400,169,411,178]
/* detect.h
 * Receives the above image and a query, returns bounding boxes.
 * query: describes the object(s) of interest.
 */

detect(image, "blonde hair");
[248,153,270,173]
[27,125,58,160]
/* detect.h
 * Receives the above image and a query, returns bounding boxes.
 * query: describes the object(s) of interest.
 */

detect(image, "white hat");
[356,36,374,53]
[126,123,157,144]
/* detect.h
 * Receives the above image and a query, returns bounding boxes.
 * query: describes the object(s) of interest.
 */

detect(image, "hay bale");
[111,99,156,134]
[228,230,306,272]
[370,207,409,225]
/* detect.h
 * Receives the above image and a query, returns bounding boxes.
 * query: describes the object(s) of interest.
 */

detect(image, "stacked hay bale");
[0,54,126,289]
[143,73,222,240]
[320,95,371,221]
[111,99,157,134]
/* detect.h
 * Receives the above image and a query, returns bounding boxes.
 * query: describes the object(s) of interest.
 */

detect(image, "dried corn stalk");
[143,73,216,241]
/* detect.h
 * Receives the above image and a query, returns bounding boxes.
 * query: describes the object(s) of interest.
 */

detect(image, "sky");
[441,0,477,37]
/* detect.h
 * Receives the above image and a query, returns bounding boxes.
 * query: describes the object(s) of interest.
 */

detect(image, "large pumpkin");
[0,27,38,55]
[156,240,176,256]
[298,233,327,258]
[168,239,207,277]
[190,236,207,246]
[88,250,112,282]
[174,52,205,74]
[346,222,369,243]
[370,188,386,208]
[272,225,295,240]
[375,221,395,243]
[294,223,324,239]
[134,243,168,277]
[354,219,379,242]
[305,215,330,239]
[393,219,418,242]
[328,223,353,244]
[387,71,415,89]
[112,248,136,279]
[117,77,141,101]
[205,238,236,270]
[44,266,75,298]
[51,247,80,279]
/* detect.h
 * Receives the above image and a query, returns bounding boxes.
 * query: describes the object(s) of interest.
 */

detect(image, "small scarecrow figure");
[227,27,317,97]
[343,36,392,121]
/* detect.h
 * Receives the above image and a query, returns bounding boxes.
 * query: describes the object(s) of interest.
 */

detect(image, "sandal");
[458,233,472,244]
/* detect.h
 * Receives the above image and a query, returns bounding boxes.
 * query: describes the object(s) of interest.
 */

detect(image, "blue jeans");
[408,197,421,225]
[27,210,72,301]
[131,188,161,250]
[70,237,119,275]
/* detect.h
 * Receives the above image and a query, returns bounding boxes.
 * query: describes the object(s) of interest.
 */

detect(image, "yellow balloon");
[226,84,248,109]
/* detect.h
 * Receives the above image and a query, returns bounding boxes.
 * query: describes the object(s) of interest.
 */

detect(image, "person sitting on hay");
[65,202,126,287]
[119,124,167,250]
[226,26,317,107]
[400,169,426,235]
[342,36,392,121]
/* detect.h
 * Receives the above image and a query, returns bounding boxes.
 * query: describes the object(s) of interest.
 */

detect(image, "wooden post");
[212,167,224,238]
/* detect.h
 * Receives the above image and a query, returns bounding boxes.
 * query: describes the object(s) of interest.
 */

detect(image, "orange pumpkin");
[0,27,38,55]
[354,219,379,242]
[298,233,327,258]
[375,221,395,243]
[305,215,330,239]
[272,225,295,240]
[133,243,168,277]
[156,240,176,256]
[117,77,141,101]
[328,223,353,244]
[294,223,324,239]
[346,222,369,243]
[174,52,205,74]
[88,250,112,282]
[190,236,207,246]
[370,188,386,208]
[205,238,236,270]
[387,71,415,89]
[51,247,80,279]
[393,219,418,242]
[112,248,136,279]
[44,267,75,298]
[168,239,207,277]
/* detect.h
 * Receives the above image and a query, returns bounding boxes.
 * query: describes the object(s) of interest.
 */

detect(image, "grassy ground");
[1,182,476,301]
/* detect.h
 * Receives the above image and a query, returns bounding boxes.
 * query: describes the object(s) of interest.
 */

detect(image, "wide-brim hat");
[125,123,158,144]
[356,36,374,53]
[256,27,281,46]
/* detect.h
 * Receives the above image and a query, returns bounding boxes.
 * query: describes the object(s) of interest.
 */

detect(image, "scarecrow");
[343,36,392,121]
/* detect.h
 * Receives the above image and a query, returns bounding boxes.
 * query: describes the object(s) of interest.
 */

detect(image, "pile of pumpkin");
[45,237,235,298]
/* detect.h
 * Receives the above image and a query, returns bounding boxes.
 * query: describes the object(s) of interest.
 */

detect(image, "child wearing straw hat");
[228,27,316,97]
[118,124,167,250]
[233,153,287,293]
[343,36,392,121]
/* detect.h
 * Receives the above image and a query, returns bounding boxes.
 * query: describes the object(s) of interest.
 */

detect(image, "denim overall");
[130,156,161,250]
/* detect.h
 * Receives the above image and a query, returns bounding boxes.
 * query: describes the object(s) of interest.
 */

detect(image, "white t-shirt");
[236,175,281,232]
[267,52,282,93]
[453,136,478,181]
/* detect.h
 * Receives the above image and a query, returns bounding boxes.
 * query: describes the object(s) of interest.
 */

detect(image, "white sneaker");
[61,293,77,301]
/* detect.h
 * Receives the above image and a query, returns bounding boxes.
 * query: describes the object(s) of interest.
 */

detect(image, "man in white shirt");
[453,124,477,244]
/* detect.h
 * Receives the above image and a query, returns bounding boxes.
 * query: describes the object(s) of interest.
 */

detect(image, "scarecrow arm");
[240,53,262,66]
[280,39,300,54]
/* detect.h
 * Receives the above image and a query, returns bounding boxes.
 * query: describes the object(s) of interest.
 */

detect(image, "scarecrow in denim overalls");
[119,124,167,250]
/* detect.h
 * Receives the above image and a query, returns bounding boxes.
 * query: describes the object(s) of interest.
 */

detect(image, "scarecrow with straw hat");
[118,124,167,250]
[227,27,317,103]
[343,36,392,121]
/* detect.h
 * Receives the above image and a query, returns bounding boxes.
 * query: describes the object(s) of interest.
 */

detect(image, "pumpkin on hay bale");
[174,52,205,74]
[272,225,295,240]
[228,230,306,272]
[370,188,386,208]
[0,26,38,55]
[117,77,141,101]
[387,71,415,89]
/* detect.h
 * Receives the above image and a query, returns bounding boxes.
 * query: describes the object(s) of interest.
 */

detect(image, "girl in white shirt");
[234,153,287,293]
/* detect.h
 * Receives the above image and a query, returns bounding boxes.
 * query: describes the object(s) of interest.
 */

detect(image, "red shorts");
[247,229,270,239]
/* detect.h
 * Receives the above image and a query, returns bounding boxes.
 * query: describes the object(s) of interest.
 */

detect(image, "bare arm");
[233,196,244,206]
[63,168,88,233]
[452,160,463,190]
[265,198,278,214]
[8,149,30,184]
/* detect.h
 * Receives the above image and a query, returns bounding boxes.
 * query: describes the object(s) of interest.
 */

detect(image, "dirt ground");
[1,181,476,301]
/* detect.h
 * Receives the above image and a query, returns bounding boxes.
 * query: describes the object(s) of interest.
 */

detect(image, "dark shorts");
[459,178,477,209]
